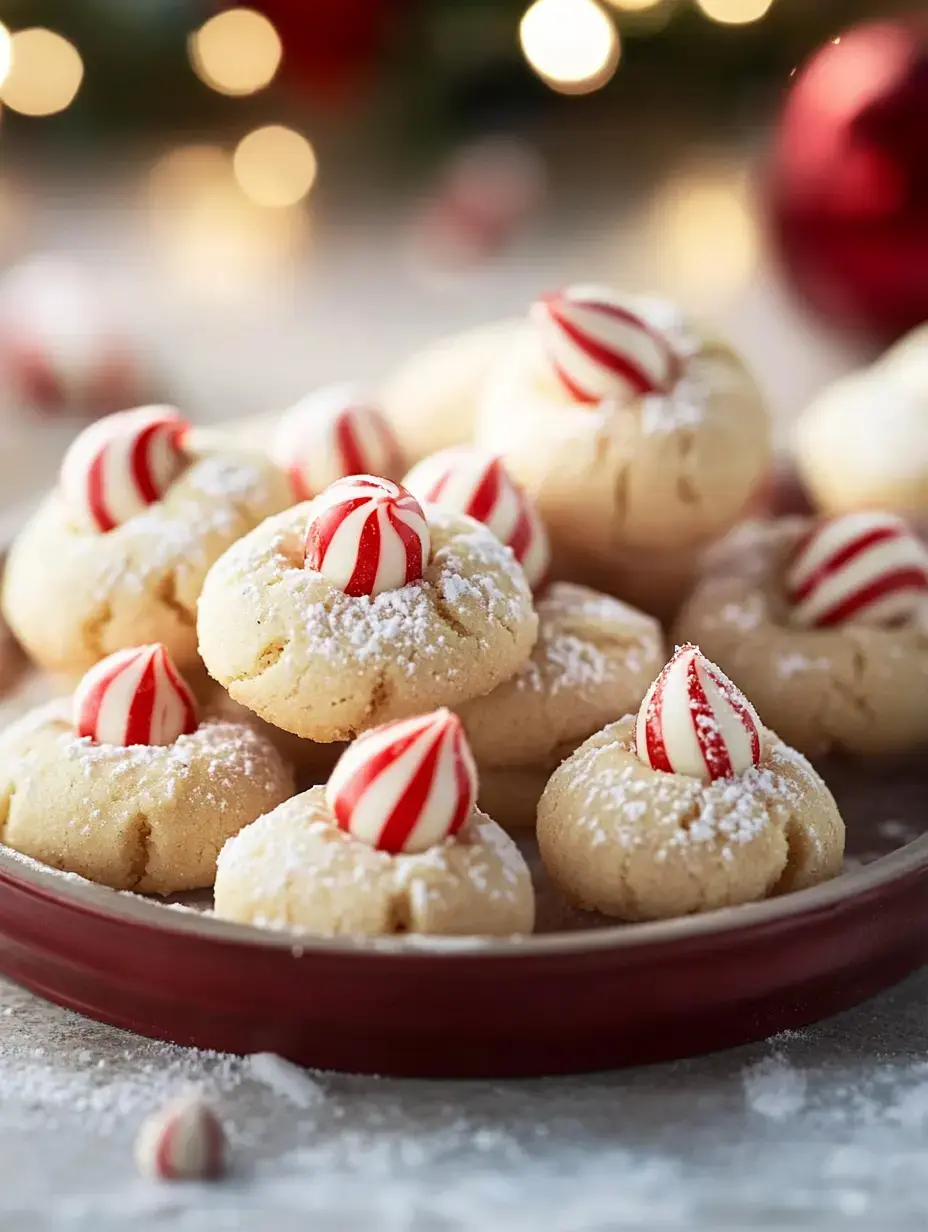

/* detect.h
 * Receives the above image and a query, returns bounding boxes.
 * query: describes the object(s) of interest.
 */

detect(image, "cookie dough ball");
[794,357,928,522]
[537,716,844,921]
[214,786,535,937]
[475,291,771,617]
[0,705,294,894]
[2,444,291,676]
[197,504,538,741]
[457,582,664,828]
[380,319,521,465]
[674,519,928,756]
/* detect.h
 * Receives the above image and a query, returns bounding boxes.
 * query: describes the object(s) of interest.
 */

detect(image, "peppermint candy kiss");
[135,1095,226,1182]
[60,406,189,533]
[272,382,403,502]
[635,645,762,784]
[304,475,431,598]
[403,447,550,590]
[326,709,478,854]
[74,644,199,747]
[786,512,928,628]
[530,284,678,404]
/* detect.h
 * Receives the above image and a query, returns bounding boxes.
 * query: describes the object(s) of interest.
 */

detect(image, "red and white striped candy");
[530,283,679,405]
[326,709,478,854]
[135,1094,226,1181]
[403,447,550,591]
[74,644,198,747]
[635,644,762,784]
[304,475,430,598]
[271,382,403,502]
[786,512,928,629]
[60,405,189,533]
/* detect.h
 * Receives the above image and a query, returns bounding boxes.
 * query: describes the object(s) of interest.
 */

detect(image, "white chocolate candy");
[74,643,199,747]
[635,644,762,783]
[786,512,928,629]
[60,405,188,533]
[530,283,679,404]
[271,382,403,501]
[135,1094,226,1181]
[325,709,478,854]
[403,446,550,590]
[304,475,430,598]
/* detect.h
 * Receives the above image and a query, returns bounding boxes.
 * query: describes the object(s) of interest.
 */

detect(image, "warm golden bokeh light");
[695,0,774,26]
[144,144,307,304]
[602,0,662,12]
[646,164,758,306]
[189,7,282,97]
[0,24,12,89]
[519,0,620,95]
[233,126,318,208]
[0,28,84,116]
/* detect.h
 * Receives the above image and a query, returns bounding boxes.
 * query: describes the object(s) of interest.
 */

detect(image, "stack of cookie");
[2,284,926,936]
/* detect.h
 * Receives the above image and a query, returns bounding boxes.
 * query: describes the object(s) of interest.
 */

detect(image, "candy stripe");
[272,383,403,501]
[326,709,477,854]
[403,447,550,591]
[530,284,678,405]
[786,512,928,629]
[60,406,189,534]
[635,645,762,784]
[74,644,199,747]
[304,476,430,599]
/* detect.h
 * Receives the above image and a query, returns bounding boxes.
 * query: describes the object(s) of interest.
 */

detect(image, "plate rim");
[2,831,926,959]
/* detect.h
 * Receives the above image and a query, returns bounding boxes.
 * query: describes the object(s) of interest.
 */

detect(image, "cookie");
[674,516,928,756]
[380,319,521,465]
[474,286,772,616]
[537,646,844,921]
[793,340,928,521]
[0,644,294,893]
[2,409,291,675]
[214,710,535,937]
[457,582,664,828]
[197,482,538,742]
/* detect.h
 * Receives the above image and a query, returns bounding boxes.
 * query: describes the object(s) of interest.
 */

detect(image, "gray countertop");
[3,967,928,1231]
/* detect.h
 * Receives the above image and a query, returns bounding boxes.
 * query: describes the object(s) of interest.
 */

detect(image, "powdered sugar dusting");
[744,1053,808,1120]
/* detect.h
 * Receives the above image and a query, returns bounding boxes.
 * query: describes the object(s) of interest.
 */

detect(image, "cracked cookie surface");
[457,582,664,828]
[1,447,291,676]
[213,785,535,937]
[197,505,538,742]
[673,519,928,756]
[537,716,844,922]
[0,702,293,893]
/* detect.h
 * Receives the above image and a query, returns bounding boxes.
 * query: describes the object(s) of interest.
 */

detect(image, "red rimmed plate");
[0,771,924,1078]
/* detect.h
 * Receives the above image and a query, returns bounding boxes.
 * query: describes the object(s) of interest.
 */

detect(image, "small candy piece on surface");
[304,475,430,598]
[135,1094,227,1182]
[74,643,199,747]
[530,283,679,405]
[326,708,478,854]
[403,446,550,590]
[271,382,403,501]
[59,405,189,533]
[635,644,762,784]
[785,511,928,629]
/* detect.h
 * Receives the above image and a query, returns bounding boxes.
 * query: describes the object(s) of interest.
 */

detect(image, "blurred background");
[0,0,924,511]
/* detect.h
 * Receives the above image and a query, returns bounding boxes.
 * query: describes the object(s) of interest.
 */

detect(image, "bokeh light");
[0,24,12,89]
[233,126,318,208]
[695,0,774,26]
[645,163,759,306]
[519,0,620,95]
[145,144,307,304]
[0,28,84,116]
[602,0,662,11]
[189,8,282,97]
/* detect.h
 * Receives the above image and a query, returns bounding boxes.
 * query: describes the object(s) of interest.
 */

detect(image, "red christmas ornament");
[768,18,928,342]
